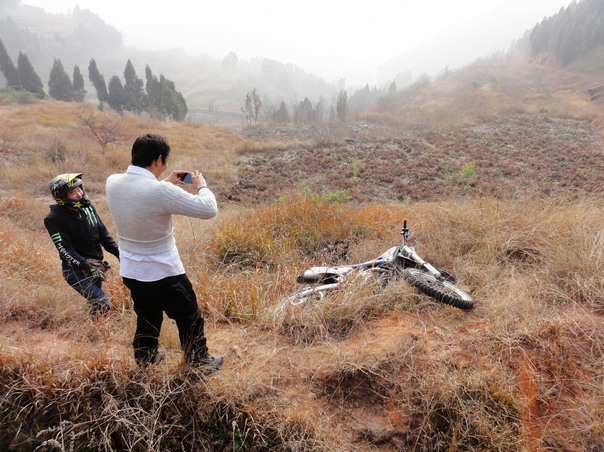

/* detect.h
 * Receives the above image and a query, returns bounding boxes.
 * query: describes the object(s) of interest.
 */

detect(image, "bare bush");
[79,108,125,148]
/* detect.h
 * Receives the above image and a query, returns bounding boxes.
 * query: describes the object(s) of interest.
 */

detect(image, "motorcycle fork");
[397,246,443,279]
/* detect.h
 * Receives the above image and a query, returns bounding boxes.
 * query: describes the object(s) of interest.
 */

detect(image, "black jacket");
[44,204,119,271]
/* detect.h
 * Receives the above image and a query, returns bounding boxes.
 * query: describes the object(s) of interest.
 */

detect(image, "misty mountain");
[3,0,602,127]
[376,1,601,87]
[0,1,339,126]
[376,21,511,87]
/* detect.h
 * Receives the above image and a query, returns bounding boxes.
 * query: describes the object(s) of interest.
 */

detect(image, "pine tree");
[275,100,291,123]
[0,39,21,89]
[17,52,44,98]
[48,59,72,101]
[145,65,161,114]
[314,97,325,123]
[529,0,604,64]
[72,65,86,102]
[297,97,313,125]
[170,90,188,121]
[123,59,144,113]
[142,67,187,121]
[159,77,187,121]
[107,75,124,112]
[88,59,108,106]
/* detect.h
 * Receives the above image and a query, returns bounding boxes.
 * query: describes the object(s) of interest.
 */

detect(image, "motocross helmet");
[49,173,90,209]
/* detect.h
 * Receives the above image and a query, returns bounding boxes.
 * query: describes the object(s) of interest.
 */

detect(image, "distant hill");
[0,1,339,126]
[0,3,122,77]
[379,0,604,88]
[3,0,604,128]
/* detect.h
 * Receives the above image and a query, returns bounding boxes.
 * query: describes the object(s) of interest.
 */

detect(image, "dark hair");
[131,133,171,167]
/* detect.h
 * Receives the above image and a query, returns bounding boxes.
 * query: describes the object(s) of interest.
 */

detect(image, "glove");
[83,265,106,283]
[87,258,110,272]
[83,259,109,283]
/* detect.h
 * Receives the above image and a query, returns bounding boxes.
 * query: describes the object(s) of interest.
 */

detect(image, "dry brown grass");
[0,89,603,450]
[363,57,604,132]
[0,98,244,203]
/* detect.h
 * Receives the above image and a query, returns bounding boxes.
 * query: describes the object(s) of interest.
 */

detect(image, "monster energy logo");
[50,232,61,244]
[82,207,98,226]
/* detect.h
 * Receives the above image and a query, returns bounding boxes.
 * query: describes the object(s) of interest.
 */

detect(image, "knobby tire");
[403,268,474,310]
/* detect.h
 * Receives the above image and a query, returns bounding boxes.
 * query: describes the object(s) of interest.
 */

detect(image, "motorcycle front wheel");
[403,268,474,310]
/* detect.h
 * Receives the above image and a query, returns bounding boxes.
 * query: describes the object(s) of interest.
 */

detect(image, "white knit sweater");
[106,166,217,254]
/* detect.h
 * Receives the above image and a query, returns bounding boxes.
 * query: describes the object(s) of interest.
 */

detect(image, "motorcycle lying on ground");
[278,221,474,310]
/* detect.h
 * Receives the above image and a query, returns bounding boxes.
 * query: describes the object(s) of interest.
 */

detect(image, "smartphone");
[180,173,192,184]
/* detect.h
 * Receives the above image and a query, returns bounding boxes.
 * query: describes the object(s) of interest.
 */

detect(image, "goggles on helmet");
[49,173,91,209]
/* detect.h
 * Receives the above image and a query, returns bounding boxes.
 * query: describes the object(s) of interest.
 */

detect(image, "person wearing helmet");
[106,133,222,370]
[44,173,120,318]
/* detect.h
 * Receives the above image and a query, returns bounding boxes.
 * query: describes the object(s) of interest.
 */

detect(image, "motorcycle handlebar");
[401,220,410,245]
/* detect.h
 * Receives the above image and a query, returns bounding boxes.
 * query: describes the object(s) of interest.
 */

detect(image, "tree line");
[0,38,187,121]
[240,89,352,126]
[241,81,401,127]
[529,0,604,65]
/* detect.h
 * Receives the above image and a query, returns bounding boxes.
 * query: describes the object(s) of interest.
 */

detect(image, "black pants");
[123,274,208,366]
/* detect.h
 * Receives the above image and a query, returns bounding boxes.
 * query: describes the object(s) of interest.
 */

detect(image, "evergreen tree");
[336,89,348,122]
[145,65,161,113]
[529,0,604,64]
[123,59,144,113]
[275,100,291,123]
[48,59,72,101]
[72,65,86,102]
[17,51,44,98]
[349,84,378,113]
[314,97,325,123]
[144,66,186,120]
[88,59,108,106]
[171,90,188,121]
[107,74,124,112]
[296,97,313,125]
[0,39,20,89]
[159,77,187,121]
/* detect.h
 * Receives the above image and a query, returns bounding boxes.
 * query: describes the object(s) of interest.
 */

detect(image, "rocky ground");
[216,115,603,205]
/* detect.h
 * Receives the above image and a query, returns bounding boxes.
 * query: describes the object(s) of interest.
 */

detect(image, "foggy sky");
[20,0,574,85]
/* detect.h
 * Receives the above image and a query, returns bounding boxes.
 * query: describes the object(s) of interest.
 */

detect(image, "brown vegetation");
[0,56,603,451]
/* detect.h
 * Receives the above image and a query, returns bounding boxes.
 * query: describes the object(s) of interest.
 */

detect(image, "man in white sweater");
[106,133,222,370]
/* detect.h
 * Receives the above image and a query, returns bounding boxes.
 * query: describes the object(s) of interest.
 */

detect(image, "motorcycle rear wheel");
[403,268,473,310]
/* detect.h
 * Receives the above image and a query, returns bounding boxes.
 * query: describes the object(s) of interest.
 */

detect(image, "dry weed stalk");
[1,93,602,449]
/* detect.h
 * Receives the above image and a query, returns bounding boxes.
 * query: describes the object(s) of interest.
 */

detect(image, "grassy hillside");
[0,55,602,450]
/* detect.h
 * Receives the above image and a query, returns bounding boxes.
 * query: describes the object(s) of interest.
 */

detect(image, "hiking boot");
[152,345,167,365]
[136,345,166,368]
[193,354,224,373]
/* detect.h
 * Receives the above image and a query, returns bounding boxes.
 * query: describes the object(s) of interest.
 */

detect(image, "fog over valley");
[18,0,574,86]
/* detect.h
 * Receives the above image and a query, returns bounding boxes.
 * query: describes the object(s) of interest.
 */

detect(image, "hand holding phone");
[179,172,192,184]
